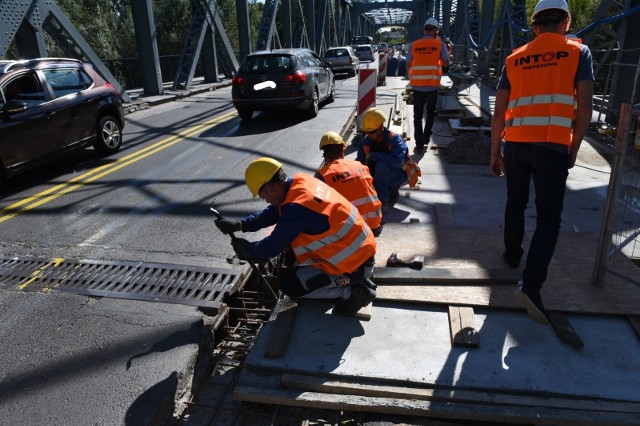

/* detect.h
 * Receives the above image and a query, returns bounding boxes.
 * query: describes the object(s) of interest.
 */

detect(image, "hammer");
[209,203,278,300]
[386,252,424,270]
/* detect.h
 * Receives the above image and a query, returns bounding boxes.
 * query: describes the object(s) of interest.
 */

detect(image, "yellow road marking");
[0,110,236,224]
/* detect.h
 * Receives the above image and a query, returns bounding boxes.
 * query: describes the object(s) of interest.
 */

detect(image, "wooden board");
[372,267,518,285]
[449,118,491,136]
[547,311,584,349]
[264,298,298,358]
[279,373,640,414]
[448,306,479,347]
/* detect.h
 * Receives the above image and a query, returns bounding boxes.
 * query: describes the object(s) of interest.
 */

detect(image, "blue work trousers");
[412,89,439,148]
[503,142,569,292]
[372,162,407,204]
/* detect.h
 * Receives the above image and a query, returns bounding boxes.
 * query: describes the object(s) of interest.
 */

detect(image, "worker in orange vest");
[490,0,594,325]
[215,157,377,316]
[315,131,383,237]
[406,17,450,154]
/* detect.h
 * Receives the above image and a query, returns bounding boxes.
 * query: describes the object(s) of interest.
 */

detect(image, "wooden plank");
[235,383,640,425]
[627,316,640,340]
[372,266,518,284]
[547,311,584,349]
[279,373,640,414]
[264,298,298,358]
[448,306,479,347]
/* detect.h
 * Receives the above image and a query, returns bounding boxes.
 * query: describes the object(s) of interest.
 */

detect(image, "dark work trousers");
[279,256,375,299]
[503,142,569,292]
[412,89,439,149]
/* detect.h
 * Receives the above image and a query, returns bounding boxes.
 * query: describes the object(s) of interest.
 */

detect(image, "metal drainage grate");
[0,256,245,309]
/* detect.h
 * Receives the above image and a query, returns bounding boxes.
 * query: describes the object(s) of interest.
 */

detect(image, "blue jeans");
[413,89,438,148]
[372,162,407,204]
[503,142,569,292]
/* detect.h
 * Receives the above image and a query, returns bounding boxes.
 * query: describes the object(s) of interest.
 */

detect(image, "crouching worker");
[315,131,383,237]
[215,157,377,316]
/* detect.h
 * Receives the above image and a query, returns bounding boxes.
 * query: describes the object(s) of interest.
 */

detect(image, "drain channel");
[0,257,245,309]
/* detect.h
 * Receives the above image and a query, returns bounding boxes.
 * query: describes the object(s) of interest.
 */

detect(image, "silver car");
[354,45,375,62]
[324,46,360,77]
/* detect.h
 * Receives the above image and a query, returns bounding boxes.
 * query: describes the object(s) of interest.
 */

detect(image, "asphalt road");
[0,73,369,269]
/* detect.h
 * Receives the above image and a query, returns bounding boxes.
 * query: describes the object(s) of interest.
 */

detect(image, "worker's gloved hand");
[215,219,241,235]
[231,238,252,261]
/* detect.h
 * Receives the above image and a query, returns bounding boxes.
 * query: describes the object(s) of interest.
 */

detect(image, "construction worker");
[490,0,594,325]
[215,158,377,316]
[356,107,421,214]
[406,17,450,154]
[315,131,383,237]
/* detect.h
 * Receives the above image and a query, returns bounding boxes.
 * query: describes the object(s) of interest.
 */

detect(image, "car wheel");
[306,89,319,118]
[348,69,355,78]
[237,109,253,120]
[94,116,122,155]
[327,82,335,103]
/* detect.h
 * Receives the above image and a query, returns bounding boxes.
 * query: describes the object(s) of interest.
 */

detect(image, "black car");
[0,58,124,189]
[232,48,335,120]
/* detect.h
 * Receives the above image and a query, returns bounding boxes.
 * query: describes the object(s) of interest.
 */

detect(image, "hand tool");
[209,202,278,300]
[386,252,424,270]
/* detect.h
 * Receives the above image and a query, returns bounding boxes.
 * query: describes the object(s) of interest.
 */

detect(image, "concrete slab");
[245,300,640,403]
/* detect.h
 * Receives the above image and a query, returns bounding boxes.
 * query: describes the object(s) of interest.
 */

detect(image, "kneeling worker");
[356,107,421,213]
[215,157,377,316]
[315,131,383,237]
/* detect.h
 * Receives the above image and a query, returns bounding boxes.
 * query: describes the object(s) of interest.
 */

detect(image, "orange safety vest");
[362,131,422,188]
[409,38,442,88]
[504,32,580,145]
[280,174,377,276]
[318,158,382,230]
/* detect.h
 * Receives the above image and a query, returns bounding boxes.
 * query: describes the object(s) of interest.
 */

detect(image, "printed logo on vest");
[514,51,569,70]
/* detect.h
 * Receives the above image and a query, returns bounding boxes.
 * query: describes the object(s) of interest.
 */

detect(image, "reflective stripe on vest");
[351,194,379,207]
[506,116,573,129]
[507,93,574,109]
[411,65,440,70]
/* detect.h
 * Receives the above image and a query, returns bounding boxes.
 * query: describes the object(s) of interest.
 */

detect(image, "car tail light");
[283,71,306,84]
[349,58,352,64]
[232,76,246,85]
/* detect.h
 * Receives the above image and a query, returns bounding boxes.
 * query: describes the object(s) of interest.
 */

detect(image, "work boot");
[390,188,400,206]
[332,283,376,317]
[413,145,424,154]
[381,203,391,214]
[502,251,521,268]
[514,282,548,325]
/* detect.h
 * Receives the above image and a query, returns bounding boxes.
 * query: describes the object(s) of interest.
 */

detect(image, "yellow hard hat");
[245,157,283,198]
[361,107,387,132]
[319,131,346,150]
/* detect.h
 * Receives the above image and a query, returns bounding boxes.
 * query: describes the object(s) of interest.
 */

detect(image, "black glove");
[215,219,241,235]
[231,238,252,261]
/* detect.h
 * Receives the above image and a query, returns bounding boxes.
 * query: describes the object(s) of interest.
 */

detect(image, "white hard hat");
[424,17,440,28]
[531,0,570,23]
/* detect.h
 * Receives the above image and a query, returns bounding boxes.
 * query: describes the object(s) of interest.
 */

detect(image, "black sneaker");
[514,283,548,325]
[333,284,376,317]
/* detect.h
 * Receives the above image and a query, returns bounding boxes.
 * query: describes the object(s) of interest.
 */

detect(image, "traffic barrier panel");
[357,68,377,132]
[377,52,387,86]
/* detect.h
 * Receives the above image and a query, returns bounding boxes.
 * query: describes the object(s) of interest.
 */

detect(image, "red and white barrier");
[357,68,377,132]
[377,52,387,86]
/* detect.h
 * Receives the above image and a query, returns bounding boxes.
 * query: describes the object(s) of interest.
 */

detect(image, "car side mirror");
[324,60,333,67]
[2,100,28,114]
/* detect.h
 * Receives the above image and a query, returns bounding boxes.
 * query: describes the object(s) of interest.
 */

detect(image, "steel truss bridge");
[1,0,639,117]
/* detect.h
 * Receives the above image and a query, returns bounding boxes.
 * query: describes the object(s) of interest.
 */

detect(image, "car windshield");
[241,55,294,73]
[356,46,371,52]
[325,49,349,58]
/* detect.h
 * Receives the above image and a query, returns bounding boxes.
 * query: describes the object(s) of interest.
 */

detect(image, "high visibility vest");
[361,131,422,188]
[409,38,442,88]
[318,158,382,230]
[281,174,377,276]
[504,32,580,145]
